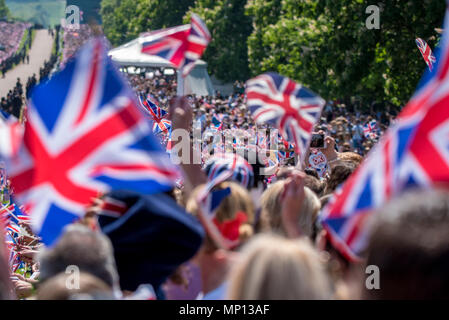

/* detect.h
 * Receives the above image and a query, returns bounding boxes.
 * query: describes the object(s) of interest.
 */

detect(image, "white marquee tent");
[108,37,215,96]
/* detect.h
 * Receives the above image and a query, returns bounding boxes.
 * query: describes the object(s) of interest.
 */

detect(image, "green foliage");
[101,0,194,46]
[246,0,446,106]
[67,0,102,24]
[0,0,9,18]
[5,0,65,27]
[100,0,446,105]
[185,0,252,81]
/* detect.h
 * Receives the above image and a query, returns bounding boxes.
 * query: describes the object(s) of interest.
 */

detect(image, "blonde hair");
[260,181,321,238]
[186,181,255,249]
[227,234,331,300]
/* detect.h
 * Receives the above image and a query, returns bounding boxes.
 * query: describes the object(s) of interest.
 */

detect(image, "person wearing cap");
[97,190,205,299]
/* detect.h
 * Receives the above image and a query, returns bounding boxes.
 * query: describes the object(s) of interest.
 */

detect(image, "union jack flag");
[211,114,223,131]
[416,38,437,72]
[363,120,378,139]
[278,139,295,162]
[4,39,179,245]
[320,7,449,261]
[256,131,268,150]
[141,14,211,77]
[245,73,325,161]
[138,95,167,122]
[153,118,172,135]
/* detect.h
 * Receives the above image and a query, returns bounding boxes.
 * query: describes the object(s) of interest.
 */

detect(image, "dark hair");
[303,174,324,197]
[324,161,356,195]
[364,189,449,299]
[38,225,118,288]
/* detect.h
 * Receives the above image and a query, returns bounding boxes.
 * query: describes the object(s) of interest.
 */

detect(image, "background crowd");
[0,21,32,77]
[0,14,447,302]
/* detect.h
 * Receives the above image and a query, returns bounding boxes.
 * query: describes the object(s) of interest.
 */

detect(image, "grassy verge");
[16,28,29,53]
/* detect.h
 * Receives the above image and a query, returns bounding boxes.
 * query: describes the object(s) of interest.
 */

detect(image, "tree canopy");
[184,0,252,81]
[246,0,445,105]
[100,0,446,105]
[101,0,194,47]
[0,0,9,18]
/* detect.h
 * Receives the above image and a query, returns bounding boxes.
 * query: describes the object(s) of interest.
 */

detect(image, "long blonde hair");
[227,234,331,300]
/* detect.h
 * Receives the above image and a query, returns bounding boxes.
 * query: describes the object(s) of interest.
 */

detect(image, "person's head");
[186,181,254,294]
[364,189,449,299]
[339,152,363,166]
[38,224,119,290]
[227,234,331,300]
[277,168,324,197]
[37,272,114,300]
[260,180,321,238]
[324,161,356,195]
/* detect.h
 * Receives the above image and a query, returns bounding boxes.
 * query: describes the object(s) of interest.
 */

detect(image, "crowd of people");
[1,24,448,302]
[61,24,92,67]
[0,78,23,118]
[0,22,32,77]
[0,26,60,119]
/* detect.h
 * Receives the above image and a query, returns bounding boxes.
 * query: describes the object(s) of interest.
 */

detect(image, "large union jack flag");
[4,39,179,245]
[141,13,211,77]
[321,7,449,261]
[416,38,437,72]
[245,73,325,161]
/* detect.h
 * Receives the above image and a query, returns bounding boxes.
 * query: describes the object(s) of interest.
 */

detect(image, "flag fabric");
[256,131,267,150]
[138,95,172,134]
[211,114,223,131]
[0,166,6,189]
[245,72,325,161]
[152,118,172,135]
[363,120,378,139]
[416,38,437,72]
[320,8,449,261]
[4,39,179,245]
[0,114,22,157]
[141,14,211,77]
[138,95,167,122]
[197,155,238,250]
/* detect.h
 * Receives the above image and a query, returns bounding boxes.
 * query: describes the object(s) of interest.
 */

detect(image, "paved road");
[0,29,54,97]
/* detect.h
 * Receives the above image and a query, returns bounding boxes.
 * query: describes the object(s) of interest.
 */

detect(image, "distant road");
[0,29,54,98]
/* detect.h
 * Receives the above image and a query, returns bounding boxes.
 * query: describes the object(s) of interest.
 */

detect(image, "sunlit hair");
[227,234,331,300]
[186,181,254,250]
[260,180,321,238]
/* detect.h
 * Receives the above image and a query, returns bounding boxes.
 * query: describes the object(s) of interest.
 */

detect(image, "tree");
[0,0,9,18]
[246,0,446,106]
[100,0,194,47]
[185,0,253,82]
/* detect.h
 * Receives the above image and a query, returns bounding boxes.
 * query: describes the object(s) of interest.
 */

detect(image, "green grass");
[6,0,66,27]
[0,27,32,75]
[16,28,28,52]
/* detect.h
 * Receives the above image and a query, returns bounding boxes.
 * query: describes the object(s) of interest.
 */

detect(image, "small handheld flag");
[416,38,437,71]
